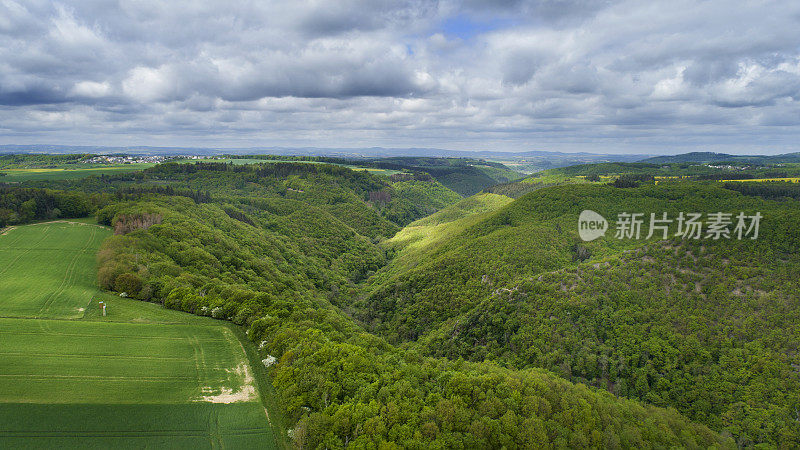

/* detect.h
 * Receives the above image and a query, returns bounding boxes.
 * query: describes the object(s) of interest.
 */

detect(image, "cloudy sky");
[1,0,799,154]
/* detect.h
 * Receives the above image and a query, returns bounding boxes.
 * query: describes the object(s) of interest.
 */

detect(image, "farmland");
[0,222,109,319]
[0,223,281,448]
[0,164,154,182]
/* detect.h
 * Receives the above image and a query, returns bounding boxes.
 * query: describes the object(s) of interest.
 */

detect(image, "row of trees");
[0,187,98,226]
[723,180,800,200]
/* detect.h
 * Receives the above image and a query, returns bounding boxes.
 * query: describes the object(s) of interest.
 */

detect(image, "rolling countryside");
[4,0,800,445]
[4,153,800,446]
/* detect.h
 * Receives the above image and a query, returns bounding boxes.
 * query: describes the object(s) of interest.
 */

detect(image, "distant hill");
[0,144,650,171]
[0,143,648,158]
[642,151,800,164]
[353,157,524,196]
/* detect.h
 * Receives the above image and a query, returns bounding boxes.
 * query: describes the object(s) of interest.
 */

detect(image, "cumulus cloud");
[0,0,799,153]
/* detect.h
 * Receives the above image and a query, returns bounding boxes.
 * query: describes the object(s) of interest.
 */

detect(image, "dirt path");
[31,220,109,229]
[2,221,108,236]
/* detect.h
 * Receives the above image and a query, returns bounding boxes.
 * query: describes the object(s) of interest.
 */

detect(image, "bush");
[136,283,154,301]
[114,272,142,295]
[97,264,125,290]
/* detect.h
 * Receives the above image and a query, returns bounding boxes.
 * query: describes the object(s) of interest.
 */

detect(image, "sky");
[1,0,800,154]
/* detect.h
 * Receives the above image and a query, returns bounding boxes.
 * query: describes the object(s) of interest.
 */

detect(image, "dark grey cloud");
[1,0,800,153]
[460,0,617,22]
[683,59,740,87]
[0,86,67,106]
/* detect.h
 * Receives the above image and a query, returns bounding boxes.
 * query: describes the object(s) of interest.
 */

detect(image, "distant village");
[84,154,215,164]
[706,164,753,171]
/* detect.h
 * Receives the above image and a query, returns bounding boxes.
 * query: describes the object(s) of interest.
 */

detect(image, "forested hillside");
[9,159,793,447]
[0,160,747,447]
[358,182,800,447]
[486,162,800,198]
[17,161,462,235]
[642,152,800,164]
[86,179,730,448]
[355,157,524,196]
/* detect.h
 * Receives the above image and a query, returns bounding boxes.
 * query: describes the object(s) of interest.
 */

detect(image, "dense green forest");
[358,182,800,447]
[351,157,524,196]
[485,162,800,198]
[7,156,799,447]
[0,187,100,226]
[218,154,524,197]
[20,161,460,233]
[642,151,800,164]
[83,180,730,448]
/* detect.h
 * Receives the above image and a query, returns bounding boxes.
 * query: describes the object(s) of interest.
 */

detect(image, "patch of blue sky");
[439,14,517,40]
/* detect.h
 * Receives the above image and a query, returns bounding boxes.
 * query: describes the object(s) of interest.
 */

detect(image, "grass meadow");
[0,222,109,319]
[0,223,281,448]
[0,164,153,182]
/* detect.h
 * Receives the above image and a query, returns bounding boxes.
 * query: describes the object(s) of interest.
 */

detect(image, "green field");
[0,222,108,318]
[0,164,153,181]
[0,223,281,448]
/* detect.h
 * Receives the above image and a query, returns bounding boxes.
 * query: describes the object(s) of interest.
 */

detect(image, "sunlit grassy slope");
[386,193,513,251]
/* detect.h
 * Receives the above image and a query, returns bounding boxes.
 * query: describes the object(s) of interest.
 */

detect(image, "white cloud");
[122,66,175,102]
[1,0,800,153]
[70,80,111,98]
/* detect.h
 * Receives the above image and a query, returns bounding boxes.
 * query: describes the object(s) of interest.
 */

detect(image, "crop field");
[718,177,800,183]
[0,318,257,404]
[0,222,109,319]
[0,223,280,448]
[0,163,153,181]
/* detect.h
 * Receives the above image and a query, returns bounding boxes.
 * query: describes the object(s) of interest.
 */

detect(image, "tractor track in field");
[188,333,205,392]
[209,407,224,449]
[0,223,281,447]
[25,220,110,228]
[0,428,271,438]
[0,225,51,277]
[37,226,96,318]
[0,374,199,381]
[0,226,20,240]
[2,325,227,342]
[0,351,190,361]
